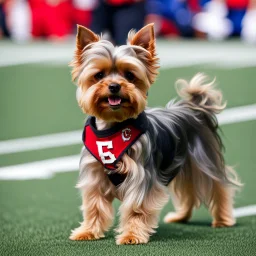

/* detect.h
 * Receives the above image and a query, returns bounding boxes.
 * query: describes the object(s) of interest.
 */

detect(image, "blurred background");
[0,0,256,43]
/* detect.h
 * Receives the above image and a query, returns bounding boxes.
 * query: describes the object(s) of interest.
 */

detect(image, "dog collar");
[82,112,149,185]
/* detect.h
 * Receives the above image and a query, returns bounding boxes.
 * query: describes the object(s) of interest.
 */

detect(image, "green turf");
[0,175,255,256]
[0,64,84,140]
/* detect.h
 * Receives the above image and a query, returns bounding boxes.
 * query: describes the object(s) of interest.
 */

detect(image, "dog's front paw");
[116,233,149,245]
[69,227,104,241]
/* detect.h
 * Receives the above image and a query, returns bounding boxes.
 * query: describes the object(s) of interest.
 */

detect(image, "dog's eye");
[125,71,135,82]
[94,72,105,80]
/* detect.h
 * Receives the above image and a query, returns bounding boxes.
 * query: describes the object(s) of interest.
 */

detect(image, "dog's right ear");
[71,25,99,81]
[76,25,99,50]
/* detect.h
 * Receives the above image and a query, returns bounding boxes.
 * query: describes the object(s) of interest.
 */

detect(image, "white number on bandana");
[96,141,116,164]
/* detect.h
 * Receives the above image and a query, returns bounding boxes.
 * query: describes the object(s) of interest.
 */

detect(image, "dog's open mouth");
[106,96,128,109]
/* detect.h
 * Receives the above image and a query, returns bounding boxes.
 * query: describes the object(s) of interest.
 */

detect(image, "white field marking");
[233,205,256,218]
[0,42,73,67]
[0,104,255,155]
[158,44,256,69]
[0,130,81,155]
[1,41,256,69]
[217,104,256,125]
[0,155,80,180]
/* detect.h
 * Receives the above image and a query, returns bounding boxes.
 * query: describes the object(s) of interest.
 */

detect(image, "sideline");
[1,42,256,69]
[0,104,255,155]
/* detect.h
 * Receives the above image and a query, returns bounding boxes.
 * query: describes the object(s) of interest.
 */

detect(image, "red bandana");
[82,112,148,171]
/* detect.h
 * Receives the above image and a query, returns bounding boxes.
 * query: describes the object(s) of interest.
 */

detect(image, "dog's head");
[70,24,159,122]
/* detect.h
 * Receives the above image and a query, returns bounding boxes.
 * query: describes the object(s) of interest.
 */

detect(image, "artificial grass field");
[0,41,256,255]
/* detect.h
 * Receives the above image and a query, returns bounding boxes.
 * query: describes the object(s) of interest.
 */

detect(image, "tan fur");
[70,153,115,240]
[116,182,169,245]
[165,157,237,226]
[115,153,133,175]
[128,24,159,84]
[70,25,100,81]
[210,180,235,227]
[164,176,198,223]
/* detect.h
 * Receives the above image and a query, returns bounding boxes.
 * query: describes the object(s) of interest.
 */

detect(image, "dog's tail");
[175,73,226,115]
[170,73,241,212]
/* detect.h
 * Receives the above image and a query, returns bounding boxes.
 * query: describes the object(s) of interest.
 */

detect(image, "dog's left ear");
[76,25,99,51]
[70,25,100,81]
[128,23,156,55]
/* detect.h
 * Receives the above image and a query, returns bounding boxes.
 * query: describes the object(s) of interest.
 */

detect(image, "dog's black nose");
[109,83,121,94]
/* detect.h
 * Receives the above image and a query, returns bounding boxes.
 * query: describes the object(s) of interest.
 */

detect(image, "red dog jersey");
[82,112,148,185]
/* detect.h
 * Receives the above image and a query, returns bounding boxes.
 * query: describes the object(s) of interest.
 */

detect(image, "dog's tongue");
[108,96,121,106]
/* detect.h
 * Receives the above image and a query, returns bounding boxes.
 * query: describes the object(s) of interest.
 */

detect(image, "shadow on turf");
[151,222,212,242]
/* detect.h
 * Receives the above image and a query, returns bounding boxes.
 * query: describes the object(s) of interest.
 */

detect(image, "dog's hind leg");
[164,171,198,223]
[209,178,236,227]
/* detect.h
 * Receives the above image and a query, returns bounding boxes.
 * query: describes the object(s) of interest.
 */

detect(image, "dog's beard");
[76,78,147,122]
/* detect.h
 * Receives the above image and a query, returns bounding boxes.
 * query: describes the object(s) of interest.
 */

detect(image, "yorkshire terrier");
[69,24,241,245]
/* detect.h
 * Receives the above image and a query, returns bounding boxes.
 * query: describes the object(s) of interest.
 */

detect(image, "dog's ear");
[71,25,99,81]
[76,25,99,51]
[128,23,156,55]
[128,23,159,84]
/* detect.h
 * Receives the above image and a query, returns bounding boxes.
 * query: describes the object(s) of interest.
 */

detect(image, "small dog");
[69,24,241,245]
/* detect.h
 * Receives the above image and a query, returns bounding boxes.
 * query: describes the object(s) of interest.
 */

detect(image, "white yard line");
[217,104,256,125]
[233,205,256,218]
[0,130,81,155]
[0,155,80,180]
[0,104,255,155]
[158,45,256,69]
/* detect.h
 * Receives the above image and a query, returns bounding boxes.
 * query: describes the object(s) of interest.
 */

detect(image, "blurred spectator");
[0,0,10,38]
[28,0,73,41]
[193,0,256,43]
[1,0,255,43]
[146,0,197,38]
[6,0,31,42]
[241,0,256,43]
[90,0,146,45]
[73,0,95,28]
